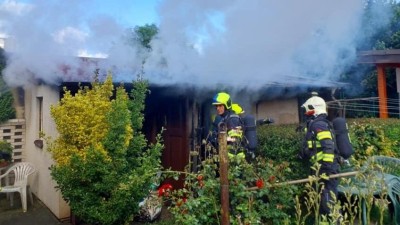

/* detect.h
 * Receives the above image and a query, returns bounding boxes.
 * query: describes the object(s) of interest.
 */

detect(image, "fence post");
[218,122,230,225]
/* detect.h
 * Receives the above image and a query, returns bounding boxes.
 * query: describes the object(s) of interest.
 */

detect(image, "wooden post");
[377,65,388,118]
[218,122,230,225]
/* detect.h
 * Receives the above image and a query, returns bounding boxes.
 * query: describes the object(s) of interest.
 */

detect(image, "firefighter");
[300,95,340,221]
[211,92,245,160]
[232,103,275,161]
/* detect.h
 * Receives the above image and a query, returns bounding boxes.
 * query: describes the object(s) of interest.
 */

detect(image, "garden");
[149,118,400,225]
[45,75,400,225]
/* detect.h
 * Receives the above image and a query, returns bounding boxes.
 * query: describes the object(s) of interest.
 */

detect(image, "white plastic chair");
[0,162,36,212]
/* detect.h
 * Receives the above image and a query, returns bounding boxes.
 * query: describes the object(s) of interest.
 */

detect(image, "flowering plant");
[158,183,173,197]
[164,152,299,225]
[256,179,264,189]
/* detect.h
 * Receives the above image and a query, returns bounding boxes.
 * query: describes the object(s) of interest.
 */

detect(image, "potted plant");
[0,140,13,167]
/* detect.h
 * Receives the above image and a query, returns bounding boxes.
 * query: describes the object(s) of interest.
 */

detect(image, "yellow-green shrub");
[47,75,163,225]
[49,76,114,165]
[348,118,400,159]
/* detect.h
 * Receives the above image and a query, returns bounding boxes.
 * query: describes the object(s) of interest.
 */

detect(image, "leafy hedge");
[257,124,307,180]
[255,118,400,224]
[348,118,400,159]
[257,118,400,179]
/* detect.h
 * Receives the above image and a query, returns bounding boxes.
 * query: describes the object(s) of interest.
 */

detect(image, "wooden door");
[162,97,188,189]
[143,90,188,189]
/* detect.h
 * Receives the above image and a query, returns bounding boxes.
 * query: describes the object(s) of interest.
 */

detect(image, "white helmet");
[302,96,327,116]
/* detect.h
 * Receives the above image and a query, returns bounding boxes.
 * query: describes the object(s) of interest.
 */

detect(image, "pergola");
[357,49,400,118]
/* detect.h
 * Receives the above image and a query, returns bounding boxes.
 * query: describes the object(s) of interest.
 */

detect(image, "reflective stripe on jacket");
[306,116,336,163]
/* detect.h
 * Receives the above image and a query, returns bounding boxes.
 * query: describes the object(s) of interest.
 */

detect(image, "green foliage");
[0,48,16,123]
[0,48,5,68]
[0,140,13,163]
[257,124,308,180]
[156,118,399,224]
[48,75,163,225]
[258,119,400,173]
[165,154,298,225]
[256,119,399,224]
[348,118,400,159]
[125,24,158,50]
[134,24,158,50]
[0,91,16,123]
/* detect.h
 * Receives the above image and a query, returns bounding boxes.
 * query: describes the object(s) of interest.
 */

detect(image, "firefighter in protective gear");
[232,103,257,161]
[211,93,244,160]
[300,96,339,218]
[231,103,244,115]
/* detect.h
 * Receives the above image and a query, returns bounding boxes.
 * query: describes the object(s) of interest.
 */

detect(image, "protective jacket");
[303,114,339,216]
[303,114,337,174]
[210,110,244,158]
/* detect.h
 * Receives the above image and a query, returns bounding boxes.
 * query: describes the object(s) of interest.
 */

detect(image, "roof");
[357,49,400,66]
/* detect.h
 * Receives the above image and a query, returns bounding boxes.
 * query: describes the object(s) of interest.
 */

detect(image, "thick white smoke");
[0,0,393,91]
[147,0,366,89]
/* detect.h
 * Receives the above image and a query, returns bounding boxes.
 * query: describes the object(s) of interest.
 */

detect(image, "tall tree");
[124,23,159,51]
[339,1,400,111]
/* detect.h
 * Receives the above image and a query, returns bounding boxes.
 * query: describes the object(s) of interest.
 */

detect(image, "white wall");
[24,84,70,219]
[255,98,299,124]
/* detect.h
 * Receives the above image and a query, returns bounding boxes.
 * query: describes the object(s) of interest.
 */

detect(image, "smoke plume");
[0,0,393,93]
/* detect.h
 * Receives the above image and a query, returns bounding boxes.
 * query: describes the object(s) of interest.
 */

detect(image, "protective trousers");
[320,176,339,215]
[319,160,339,216]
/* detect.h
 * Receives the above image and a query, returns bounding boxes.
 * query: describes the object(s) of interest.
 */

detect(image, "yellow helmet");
[301,96,327,116]
[232,103,244,115]
[212,92,232,109]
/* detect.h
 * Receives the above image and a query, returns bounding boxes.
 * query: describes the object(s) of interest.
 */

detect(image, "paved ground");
[0,193,369,225]
[0,193,71,225]
[0,193,172,225]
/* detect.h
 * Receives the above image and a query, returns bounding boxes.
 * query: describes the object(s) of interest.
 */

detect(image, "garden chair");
[0,162,36,212]
[338,155,400,225]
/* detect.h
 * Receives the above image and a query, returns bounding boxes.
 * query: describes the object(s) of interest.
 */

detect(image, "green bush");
[48,76,163,225]
[257,119,399,224]
[166,156,298,225]
[0,91,16,123]
[258,118,400,172]
[257,124,308,180]
[0,140,13,163]
[161,118,400,224]
[0,47,16,123]
[348,118,400,159]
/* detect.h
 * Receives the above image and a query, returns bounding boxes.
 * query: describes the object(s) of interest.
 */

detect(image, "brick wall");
[0,119,26,162]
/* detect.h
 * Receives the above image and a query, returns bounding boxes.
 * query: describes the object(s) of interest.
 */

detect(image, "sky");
[0,0,395,100]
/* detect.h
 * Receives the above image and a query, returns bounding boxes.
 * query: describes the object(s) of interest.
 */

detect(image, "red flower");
[256,179,264,189]
[197,175,203,181]
[157,183,173,197]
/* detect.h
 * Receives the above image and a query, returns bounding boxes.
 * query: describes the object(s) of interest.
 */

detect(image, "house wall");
[255,98,299,124]
[24,84,70,219]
